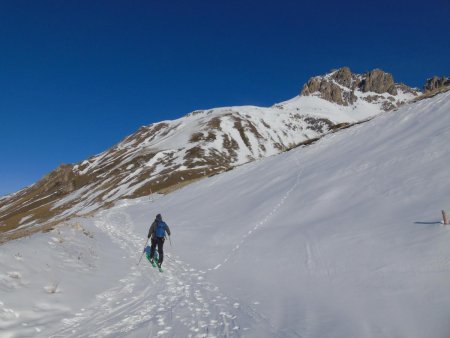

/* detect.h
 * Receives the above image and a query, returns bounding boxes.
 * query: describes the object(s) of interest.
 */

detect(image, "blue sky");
[0,0,449,196]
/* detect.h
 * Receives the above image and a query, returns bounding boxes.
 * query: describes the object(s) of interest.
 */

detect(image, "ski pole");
[168,235,172,247]
[137,237,149,265]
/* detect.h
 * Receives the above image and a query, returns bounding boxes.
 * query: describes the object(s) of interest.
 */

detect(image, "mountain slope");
[0,90,449,337]
[0,67,421,242]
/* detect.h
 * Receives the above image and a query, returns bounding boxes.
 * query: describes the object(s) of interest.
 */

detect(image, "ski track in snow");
[48,210,277,338]
[211,156,303,272]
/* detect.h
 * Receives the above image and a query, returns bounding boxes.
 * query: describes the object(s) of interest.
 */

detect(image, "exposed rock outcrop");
[360,69,397,95]
[331,67,354,88]
[301,78,346,105]
[300,67,419,109]
[424,76,450,92]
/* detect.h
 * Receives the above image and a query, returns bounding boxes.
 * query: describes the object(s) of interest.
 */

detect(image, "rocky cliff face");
[300,67,420,110]
[360,69,397,95]
[0,67,423,242]
[424,76,450,92]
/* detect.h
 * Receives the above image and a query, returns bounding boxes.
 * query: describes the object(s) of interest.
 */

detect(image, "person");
[147,213,171,269]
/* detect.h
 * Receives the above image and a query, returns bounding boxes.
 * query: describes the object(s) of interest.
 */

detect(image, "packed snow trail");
[49,209,278,338]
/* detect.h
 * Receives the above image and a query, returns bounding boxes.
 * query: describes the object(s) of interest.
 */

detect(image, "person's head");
[156,213,162,221]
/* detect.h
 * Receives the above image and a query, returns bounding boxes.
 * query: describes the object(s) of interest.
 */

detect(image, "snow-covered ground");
[1,91,450,337]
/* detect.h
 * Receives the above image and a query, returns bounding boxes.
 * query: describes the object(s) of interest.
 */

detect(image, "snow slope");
[1,91,449,337]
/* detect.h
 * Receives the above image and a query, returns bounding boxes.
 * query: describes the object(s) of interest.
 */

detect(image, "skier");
[147,213,171,270]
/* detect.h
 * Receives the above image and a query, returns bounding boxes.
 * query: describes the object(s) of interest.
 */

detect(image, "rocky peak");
[300,75,350,106]
[424,76,450,92]
[360,69,397,95]
[330,67,354,88]
[300,67,419,110]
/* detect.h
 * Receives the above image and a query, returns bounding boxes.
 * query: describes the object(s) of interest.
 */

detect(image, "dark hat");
[156,214,162,221]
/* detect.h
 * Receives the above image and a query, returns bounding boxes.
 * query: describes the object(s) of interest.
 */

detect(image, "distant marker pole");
[442,210,449,225]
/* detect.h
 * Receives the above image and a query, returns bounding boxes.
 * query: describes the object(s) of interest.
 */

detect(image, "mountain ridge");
[1,67,444,242]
